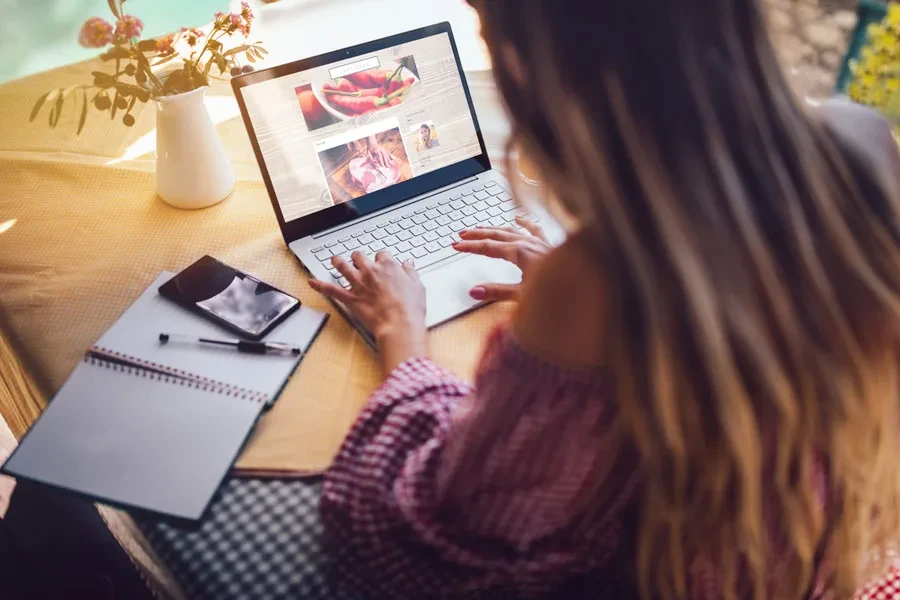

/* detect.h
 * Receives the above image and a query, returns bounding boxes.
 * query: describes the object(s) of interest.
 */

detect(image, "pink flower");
[180,26,205,47]
[114,14,144,40]
[214,11,228,26]
[155,35,175,55]
[241,1,254,22]
[227,12,250,37]
[78,17,114,48]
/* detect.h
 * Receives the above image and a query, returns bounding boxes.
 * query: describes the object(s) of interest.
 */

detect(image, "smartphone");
[159,256,301,340]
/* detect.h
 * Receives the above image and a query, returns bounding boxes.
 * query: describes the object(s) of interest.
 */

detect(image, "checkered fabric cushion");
[137,476,522,600]
[138,477,351,600]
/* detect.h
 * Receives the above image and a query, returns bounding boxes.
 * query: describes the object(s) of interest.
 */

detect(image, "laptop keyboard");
[309,180,531,288]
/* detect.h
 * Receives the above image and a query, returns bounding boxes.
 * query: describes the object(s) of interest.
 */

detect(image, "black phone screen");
[159,256,300,339]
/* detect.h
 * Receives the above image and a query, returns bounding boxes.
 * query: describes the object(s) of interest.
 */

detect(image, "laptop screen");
[237,30,484,232]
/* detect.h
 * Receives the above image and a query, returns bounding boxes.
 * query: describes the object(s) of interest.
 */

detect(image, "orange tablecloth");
[0,55,513,467]
[0,55,512,597]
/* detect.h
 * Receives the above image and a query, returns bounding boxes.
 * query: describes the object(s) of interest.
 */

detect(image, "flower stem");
[128,40,164,93]
[191,28,225,73]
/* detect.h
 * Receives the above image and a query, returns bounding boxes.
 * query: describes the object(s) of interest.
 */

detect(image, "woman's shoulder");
[513,232,607,369]
[817,99,900,195]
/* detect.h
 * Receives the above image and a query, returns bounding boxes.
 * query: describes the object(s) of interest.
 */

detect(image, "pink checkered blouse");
[320,326,900,599]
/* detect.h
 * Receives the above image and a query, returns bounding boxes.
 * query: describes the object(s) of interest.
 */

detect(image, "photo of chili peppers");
[310,57,419,127]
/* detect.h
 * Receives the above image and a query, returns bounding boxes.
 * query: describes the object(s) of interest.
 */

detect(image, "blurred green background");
[0,0,229,85]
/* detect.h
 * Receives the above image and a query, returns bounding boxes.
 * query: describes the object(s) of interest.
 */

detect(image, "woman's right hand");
[452,216,552,302]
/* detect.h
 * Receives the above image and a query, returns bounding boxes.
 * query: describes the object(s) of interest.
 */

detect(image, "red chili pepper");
[327,94,382,115]
[324,77,414,115]
[345,69,390,89]
[323,78,356,93]
[388,77,415,94]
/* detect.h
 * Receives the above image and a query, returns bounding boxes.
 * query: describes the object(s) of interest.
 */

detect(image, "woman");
[311,1,900,598]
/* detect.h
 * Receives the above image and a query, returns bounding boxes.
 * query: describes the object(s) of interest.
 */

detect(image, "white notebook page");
[95,272,326,399]
[3,360,263,520]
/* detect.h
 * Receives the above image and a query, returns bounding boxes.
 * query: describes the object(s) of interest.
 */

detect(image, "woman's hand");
[452,216,552,302]
[309,251,427,374]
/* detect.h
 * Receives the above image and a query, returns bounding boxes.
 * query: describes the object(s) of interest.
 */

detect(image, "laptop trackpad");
[421,254,522,327]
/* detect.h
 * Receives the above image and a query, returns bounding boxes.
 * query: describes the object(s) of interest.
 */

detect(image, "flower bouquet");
[29,0,267,134]
[28,0,270,209]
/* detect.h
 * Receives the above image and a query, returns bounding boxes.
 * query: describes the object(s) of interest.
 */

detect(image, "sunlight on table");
[0,220,17,235]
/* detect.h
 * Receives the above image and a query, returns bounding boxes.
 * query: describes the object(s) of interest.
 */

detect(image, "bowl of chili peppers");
[314,61,419,121]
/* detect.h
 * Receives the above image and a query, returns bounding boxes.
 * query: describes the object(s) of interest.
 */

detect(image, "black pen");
[158,333,302,356]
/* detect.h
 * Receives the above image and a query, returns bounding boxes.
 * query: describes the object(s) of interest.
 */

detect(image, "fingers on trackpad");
[421,255,521,326]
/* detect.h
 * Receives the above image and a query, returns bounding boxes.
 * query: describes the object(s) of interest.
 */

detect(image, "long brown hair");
[468,1,900,598]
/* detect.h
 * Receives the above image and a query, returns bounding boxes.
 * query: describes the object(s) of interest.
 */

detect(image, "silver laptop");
[232,22,526,344]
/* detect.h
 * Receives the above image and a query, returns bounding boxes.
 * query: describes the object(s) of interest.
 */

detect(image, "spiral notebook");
[1,272,328,521]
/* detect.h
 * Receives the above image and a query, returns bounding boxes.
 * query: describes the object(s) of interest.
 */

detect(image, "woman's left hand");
[309,251,427,374]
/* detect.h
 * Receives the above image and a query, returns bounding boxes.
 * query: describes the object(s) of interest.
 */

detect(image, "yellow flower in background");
[850,13,900,123]
[879,32,900,57]
[869,24,887,42]
[887,5,900,31]
[858,71,879,89]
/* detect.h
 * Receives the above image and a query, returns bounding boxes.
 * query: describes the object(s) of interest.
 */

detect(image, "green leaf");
[100,45,131,61]
[107,0,120,18]
[203,58,215,78]
[136,39,158,53]
[208,39,222,52]
[29,91,50,122]
[151,52,179,67]
[245,51,256,64]
[161,69,191,94]
[92,71,116,87]
[254,45,268,55]
[216,53,227,74]
[191,65,209,88]
[222,45,252,57]
[77,88,88,135]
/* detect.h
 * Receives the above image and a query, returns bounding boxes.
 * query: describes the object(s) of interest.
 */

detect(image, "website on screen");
[240,33,481,222]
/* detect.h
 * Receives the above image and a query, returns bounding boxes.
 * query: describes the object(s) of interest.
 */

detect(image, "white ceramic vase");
[155,87,234,209]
